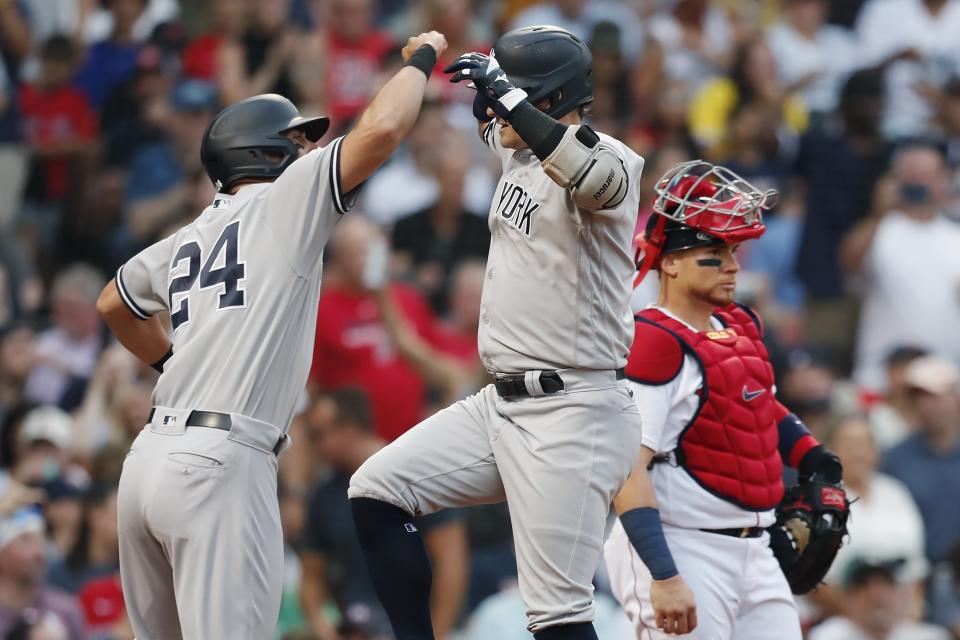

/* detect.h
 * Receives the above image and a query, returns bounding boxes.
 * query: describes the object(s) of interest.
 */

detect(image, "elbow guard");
[541,125,629,210]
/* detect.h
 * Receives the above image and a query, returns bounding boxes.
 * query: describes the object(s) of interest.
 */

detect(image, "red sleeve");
[624,318,684,385]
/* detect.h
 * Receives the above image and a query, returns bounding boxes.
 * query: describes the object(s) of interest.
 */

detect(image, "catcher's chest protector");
[637,306,784,510]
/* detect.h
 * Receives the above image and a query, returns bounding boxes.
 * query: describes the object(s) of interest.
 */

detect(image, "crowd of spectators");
[2,0,960,638]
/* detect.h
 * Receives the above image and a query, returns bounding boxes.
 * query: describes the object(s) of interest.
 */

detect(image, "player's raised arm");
[339,32,447,193]
[614,448,698,636]
[446,42,629,215]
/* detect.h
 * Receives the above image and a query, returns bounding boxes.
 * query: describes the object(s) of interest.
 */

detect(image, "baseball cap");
[0,506,44,552]
[18,406,73,449]
[904,355,960,395]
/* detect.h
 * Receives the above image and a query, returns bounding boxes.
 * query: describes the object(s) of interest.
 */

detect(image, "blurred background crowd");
[1,0,960,638]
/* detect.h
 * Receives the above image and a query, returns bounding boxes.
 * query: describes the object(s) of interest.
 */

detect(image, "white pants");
[604,522,801,640]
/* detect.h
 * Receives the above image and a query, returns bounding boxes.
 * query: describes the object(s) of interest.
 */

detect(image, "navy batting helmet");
[200,94,330,191]
[493,26,592,119]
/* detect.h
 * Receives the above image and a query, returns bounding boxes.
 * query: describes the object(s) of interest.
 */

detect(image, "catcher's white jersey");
[604,305,799,640]
[631,306,777,530]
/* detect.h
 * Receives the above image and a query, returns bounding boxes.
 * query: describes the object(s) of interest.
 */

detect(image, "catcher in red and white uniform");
[604,161,850,639]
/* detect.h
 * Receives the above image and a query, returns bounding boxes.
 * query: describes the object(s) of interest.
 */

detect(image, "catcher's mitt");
[768,480,850,594]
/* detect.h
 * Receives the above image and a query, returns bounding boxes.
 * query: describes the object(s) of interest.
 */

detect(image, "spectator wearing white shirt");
[842,144,960,392]
[855,0,960,138]
[766,0,858,118]
[22,265,105,410]
[807,413,928,621]
[810,559,950,640]
[644,0,735,101]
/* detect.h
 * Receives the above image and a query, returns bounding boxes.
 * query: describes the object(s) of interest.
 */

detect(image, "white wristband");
[498,88,528,113]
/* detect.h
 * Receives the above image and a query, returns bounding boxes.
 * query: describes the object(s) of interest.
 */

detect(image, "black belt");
[494,368,625,399]
[147,408,286,455]
[700,526,764,539]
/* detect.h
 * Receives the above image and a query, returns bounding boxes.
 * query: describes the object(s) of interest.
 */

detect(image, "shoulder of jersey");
[625,312,685,385]
[595,129,629,154]
[715,302,764,338]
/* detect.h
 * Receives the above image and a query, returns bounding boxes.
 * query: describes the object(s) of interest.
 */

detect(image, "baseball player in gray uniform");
[348,26,647,640]
[95,32,448,640]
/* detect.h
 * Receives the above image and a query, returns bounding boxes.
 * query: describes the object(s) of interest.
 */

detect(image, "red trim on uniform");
[624,317,684,385]
[788,435,819,470]
[633,215,667,287]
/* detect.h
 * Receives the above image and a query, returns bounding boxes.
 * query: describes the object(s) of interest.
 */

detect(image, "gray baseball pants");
[117,407,288,639]
[348,369,644,632]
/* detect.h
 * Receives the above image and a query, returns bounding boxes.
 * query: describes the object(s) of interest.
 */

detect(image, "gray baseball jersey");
[349,121,647,634]
[116,136,355,640]
[478,121,644,374]
[116,137,353,431]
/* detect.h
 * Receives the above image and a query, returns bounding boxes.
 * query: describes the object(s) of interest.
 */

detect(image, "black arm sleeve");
[507,101,568,161]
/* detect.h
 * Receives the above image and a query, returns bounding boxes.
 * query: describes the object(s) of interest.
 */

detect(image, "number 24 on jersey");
[168,220,246,331]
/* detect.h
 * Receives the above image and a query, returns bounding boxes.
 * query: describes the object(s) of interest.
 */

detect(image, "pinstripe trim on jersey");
[481,121,495,147]
[115,265,150,320]
[330,136,348,214]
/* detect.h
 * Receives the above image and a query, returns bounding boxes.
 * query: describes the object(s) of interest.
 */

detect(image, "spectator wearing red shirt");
[18,35,98,254]
[373,258,486,411]
[324,0,393,126]
[311,216,442,442]
[180,0,247,81]
[19,36,97,203]
[432,258,484,365]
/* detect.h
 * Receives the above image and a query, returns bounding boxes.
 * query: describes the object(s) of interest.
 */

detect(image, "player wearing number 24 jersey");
[95,33,449,640]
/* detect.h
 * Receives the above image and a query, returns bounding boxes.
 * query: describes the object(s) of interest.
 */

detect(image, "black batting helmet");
[200,94,330,191]
[493,25,592,119]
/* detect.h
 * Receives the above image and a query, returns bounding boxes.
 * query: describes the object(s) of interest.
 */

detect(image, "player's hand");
[651,574,698,635]
[445,52,524,120]
[402,31,448,61]
[444,52,516,98]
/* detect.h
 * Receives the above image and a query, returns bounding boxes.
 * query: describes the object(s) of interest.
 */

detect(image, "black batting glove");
[473,91,494,122]
[444,52,528,121]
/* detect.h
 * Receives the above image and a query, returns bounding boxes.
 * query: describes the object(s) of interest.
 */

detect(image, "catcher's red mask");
[633,161,778,287]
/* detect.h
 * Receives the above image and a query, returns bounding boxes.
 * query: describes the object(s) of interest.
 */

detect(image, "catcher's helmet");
[633,160,777,286]
[200,94,330,191]
[493,25,592,118]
